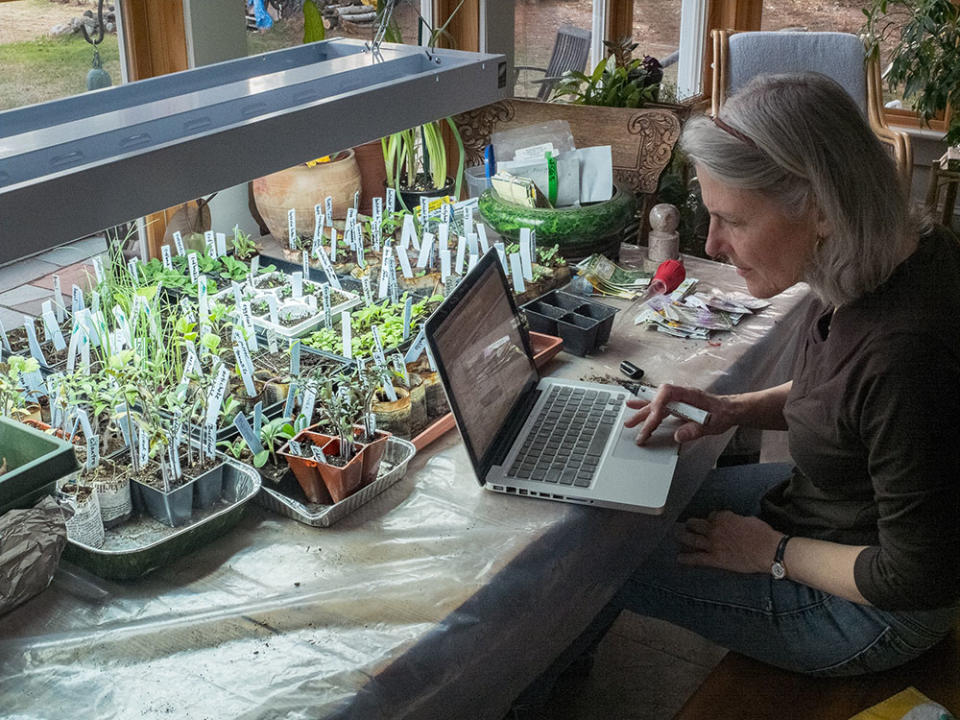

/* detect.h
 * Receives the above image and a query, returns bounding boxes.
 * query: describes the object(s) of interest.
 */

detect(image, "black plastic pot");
[533,291,619,353]
[522,301,569,335]
[133,477,194,527]
[189,463,225,509]
[555,313,600,357]
[574,302,619,346]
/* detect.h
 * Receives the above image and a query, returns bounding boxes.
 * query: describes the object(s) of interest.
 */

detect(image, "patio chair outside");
[515,25,592,101]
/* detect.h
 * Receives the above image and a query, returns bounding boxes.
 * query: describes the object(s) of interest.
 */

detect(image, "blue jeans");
[606,462,958,676]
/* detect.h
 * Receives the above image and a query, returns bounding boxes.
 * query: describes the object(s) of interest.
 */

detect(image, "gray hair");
[681,72,918,307]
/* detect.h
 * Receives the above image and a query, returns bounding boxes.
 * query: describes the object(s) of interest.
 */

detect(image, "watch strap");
[774,534,792,564]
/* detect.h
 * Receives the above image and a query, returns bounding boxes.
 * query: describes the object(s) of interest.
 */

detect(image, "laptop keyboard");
[507,386,623,488]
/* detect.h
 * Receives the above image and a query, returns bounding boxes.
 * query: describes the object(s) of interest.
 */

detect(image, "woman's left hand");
[675,511,782,575]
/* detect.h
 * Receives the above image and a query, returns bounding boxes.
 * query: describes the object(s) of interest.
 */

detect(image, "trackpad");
[611,421,678,460]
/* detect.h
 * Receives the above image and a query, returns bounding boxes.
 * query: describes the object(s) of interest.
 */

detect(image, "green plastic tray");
[0,416,78,513]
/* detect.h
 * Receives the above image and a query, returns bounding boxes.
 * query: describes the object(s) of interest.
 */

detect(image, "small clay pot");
[279,430,335,504]
[353,425,391,488]
[371,386,411,439]
[314,437,365,503]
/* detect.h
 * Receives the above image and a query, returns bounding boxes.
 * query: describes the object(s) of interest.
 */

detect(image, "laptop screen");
[427,253,539,475]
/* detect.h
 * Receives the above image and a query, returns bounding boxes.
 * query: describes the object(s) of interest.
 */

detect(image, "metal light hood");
[0,39,506,265]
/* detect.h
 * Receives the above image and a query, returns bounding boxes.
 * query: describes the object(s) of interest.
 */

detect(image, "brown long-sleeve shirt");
[760,228,960,611]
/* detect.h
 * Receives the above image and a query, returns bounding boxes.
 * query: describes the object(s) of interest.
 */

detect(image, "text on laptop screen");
[431,262,538,465]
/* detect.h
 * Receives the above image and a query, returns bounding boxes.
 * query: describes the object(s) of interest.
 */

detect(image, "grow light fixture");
[0,39,506,265]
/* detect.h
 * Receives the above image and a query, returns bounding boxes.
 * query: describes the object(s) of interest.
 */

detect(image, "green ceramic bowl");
[477,183,636,259]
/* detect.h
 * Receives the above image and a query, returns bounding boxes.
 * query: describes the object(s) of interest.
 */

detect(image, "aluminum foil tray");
[256,436,416,527]
[62,459,261,580]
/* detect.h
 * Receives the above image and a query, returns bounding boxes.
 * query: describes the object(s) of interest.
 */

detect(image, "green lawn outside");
[0,33,121,112]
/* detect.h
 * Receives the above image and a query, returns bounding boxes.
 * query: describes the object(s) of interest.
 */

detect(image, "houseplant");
[862,0,960,144]
[552,37,664,108]
[382,119,466,209]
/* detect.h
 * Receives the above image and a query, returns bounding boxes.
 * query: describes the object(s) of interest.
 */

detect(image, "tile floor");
[2,236,796,720]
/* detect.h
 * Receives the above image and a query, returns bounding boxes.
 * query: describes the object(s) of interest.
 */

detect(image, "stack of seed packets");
[636,286,770,339]
[576,254,653,299]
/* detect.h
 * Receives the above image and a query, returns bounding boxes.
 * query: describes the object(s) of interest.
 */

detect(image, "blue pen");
[484,145,496,187]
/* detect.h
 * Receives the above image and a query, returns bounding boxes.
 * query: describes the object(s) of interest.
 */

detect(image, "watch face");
[771,562,786,580]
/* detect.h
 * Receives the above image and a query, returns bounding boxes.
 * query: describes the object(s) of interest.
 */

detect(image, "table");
[0,252,813,720]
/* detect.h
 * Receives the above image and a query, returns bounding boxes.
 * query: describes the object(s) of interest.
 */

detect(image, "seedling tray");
[0,416,79,514]
[62,459,260,580]
[256,436,416,527]
[524,291,618,356]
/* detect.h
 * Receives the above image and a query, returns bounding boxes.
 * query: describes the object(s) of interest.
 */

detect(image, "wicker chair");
[515,25,592,102]
[711,30,913,191]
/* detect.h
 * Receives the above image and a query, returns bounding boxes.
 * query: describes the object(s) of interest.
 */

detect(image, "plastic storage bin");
[0,416,79,515]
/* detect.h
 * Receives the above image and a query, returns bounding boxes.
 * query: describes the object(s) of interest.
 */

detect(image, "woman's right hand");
[623,384,739,446]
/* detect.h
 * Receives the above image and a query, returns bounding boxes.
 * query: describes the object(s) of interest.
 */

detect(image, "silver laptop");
[424,250,679,514]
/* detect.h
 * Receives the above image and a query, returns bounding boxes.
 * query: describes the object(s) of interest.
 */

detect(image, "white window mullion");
[590,0,608,70]
[677,0,709,99]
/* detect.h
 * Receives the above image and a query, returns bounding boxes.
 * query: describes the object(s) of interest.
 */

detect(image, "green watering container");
[0,416,79,515]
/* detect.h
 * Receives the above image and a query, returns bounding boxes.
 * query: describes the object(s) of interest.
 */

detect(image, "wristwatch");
[771,534,792,580]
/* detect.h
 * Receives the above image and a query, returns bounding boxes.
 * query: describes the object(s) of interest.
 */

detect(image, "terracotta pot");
[353,426,391,487]
[252,150,362,243]
[353,140,387,216]
[314,437,365,503]
[279,430,335,504]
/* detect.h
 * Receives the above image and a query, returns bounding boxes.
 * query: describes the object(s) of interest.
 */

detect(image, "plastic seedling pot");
[536,290,585,313]
[187,462,226,509]
[133,476,195,528]
[0,416,78,512]
[279,430,335,504]
[521,300,569,335]
[574,301,619,346]
[556,313,601,357]
[353,426,392,487]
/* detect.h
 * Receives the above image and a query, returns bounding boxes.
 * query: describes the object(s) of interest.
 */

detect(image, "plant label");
[315,245,342,290]
[519,231,534,282]
[173,231,186,256]
[198,275,210,322]
[356,231,366,269]
[370,325,388,366]
[396,245,414,278]
[113,404,132,448]
[283,381,298,420]
[324,195,333,222]
[346,206,358,231]
[234,342,257,397]
[529,228,537,255]
[126,257,139,288]
[389,263,399,305]
[289,339,301,377]
[41,301,66,351]
[417,233,435,269]
[420,197,430,224]
[372,220,382,253]
[341,310,352,359]
[216,232,228,257]
[495,242,508,274]
[253,401,263,438]
[66,326,81,372]
[300,386,317,426]
[313,203,324,242]
[403,295,413,341]
[329,227,338,263]
[438,222,450,252]
[90,290,100,315]
[23,317,47,367]
[205,364,230,426]
[360,274,373,306]
[137,425,151,469]
[266,294,280,326]
[477,224,490,254]
[187,252,200,284]
[440,249,451,282]
[322,285,332,329]
[112,306,132,347]
[267,330,279,355]
[287,439,303,457]
[250,255,260,278]
[287,208,298,250]
[0,318,9,353]
[178,349,199,398]
[400,214,416,250]
[353,189,360,211]
[232,281,244,307]
[92,256,106,285]
[232,413,264,455]
[161,244,174,271]
[455,236,466,275]
[51,275,65,322]
[205,230,217,258]
[203,421,217,461]
[378,244,394,300]
[372,196,383,224]
[311,446,329,464]
[292,271,304,299]
[240,302,258,352]
[71,284,85,313]
[442,201,453,225]
[404,326,428,364]
[392,353,408,385]
[509,253,526,293]
[464,206,474,235]
[386,188,396,214]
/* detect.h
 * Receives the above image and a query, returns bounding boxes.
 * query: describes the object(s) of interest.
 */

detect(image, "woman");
[614,72,960,676]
